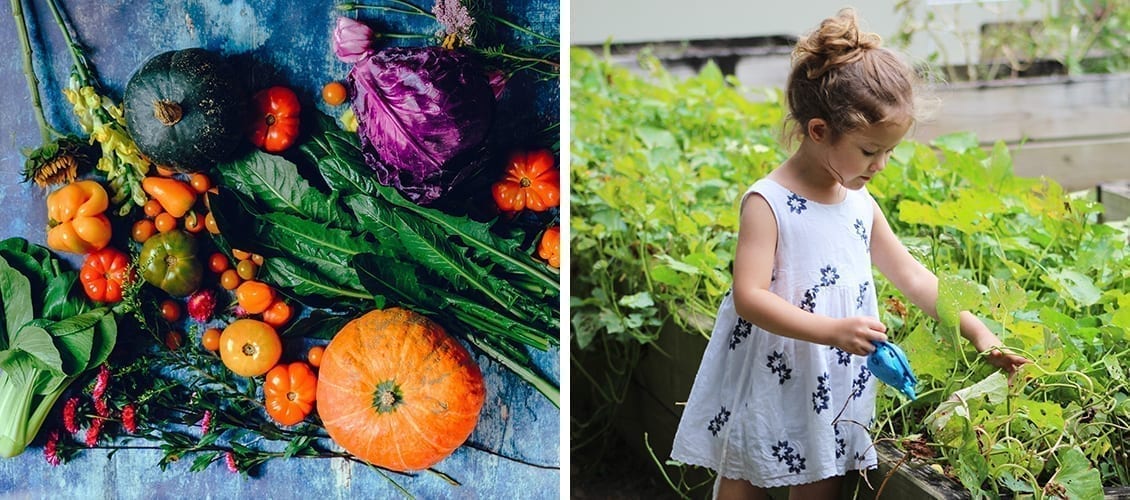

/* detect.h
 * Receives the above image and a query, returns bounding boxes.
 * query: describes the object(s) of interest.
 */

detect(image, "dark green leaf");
[41,271,85,320]
[0,257,34,343]
[216,150,352,226]
[190,451,219,472]
[280,309,359,340]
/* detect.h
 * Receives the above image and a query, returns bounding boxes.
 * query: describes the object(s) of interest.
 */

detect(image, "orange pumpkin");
[316,308,486,472]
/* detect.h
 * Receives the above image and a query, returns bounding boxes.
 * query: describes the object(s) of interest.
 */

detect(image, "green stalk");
[0,371,35,457]
[43,0,93,86]
[465,334,559,407]
[11,0,61,143]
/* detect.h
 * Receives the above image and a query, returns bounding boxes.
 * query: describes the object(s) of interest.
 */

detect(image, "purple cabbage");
[334,17,503,205]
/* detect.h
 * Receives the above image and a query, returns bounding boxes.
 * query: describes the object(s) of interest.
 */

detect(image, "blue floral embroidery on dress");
[851,364,873,399]
[831,347,852,366]
[787,193,808,214]
[856,281,870,310]
[812,373,830,413]
[767,351,792,384]
[772,441,807,474]
[707,406,731,436]
[820,266,840,287]
[729,318,752,350]
[834,426,846,459]
[800,287,818,313]
[854,219,870,251]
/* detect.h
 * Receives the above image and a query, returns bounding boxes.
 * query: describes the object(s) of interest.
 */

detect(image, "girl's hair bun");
[794,8,882,80]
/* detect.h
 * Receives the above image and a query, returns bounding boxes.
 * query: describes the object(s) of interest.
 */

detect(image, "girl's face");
[816,119,911,190]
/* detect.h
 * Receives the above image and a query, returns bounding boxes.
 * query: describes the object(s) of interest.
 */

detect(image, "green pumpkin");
[123,48,245,172]
[139,230,203,297]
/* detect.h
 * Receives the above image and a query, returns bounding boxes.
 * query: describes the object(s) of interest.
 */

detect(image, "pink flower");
[62,397,80,434]
[44,430,61,466]
[187,289,217,323]
[224,451,239,473]
[94,398,109,418]
[333,17,374,63]
[433,0,475,46]
[121,404,138,434]
[91,364,110,401]
[85,419,103,447]
[231,304,249,318]
[199,410,212,436]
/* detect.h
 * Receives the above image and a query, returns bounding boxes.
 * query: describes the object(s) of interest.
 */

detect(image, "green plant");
[892,0,1129,81]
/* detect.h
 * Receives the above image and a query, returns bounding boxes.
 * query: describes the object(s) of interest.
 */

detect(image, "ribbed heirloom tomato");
[248,86,301,153]
[491,149,560,212]
[79,247,132,303]
[219,319,282,377]
[264,362,317,426]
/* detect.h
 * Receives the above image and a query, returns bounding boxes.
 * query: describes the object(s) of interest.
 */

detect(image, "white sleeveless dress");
[670,178,881,488]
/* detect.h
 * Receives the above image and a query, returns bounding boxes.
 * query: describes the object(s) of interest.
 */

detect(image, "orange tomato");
[322,81,348,106]
[307,345,324,368]
[189,173,212,193]
[219,319,282,377]
[262,300,292,327]
[208,252,230,274]
[264,361,318,426]
[132,219,157,243]
[201,327,222,351]
[220,270,241,290]
[154,212,177,233]
[204,212,220,235]
[183,211,205,233]
[143,199,164,218]
[236,259,258,280]
[232,248,252,261]
[235,280,275,314]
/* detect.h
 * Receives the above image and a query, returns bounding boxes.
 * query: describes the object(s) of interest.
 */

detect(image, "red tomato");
[248,86,301,153]
[79,247,132,303]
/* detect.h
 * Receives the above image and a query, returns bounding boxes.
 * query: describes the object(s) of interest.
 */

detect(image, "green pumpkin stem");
[373,380,403,413]
[153,100,184,126]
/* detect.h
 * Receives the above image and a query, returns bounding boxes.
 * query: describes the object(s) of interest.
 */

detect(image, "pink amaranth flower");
[62,397,80,434]
[199,410,213,435]
[91,364,110,401]
[433,0,475,46]
[44,430,61,466]
[121,404,138,434]
[94,398,109,418]
[85,419,103,447]
[224,451,239,473]
[333,17,375,63]
[187,289,217,323]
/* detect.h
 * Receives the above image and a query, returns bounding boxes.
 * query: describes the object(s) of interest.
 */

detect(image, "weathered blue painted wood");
[0,0,560,497]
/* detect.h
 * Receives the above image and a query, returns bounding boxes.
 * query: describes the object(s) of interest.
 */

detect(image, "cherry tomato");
[132,219,157,243]
[262,300,292,328]
[208,253,230,274]
[154,212,177,233]
[235,280,275,314]
[165,330,184,350]
[306,345,324,368]
[236,259,258,280]
[321,81,348,106]
[143,199,164,218]
[189,173,212,193]
[160,299,182,322]
[204,212,220,235]
[264,361,317,426]
[220,269,241,290]
[201,327,222,351]
[219,319,282,377]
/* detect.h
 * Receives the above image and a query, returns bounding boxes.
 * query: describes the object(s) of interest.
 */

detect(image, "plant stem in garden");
[464,335,559,407]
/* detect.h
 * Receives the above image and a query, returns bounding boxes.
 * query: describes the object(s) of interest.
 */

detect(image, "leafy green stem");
[11,0,61,143]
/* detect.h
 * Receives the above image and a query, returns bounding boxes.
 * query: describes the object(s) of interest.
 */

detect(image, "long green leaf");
[216,150,352,226]
[9,325,62,375]
[261,258,371,302]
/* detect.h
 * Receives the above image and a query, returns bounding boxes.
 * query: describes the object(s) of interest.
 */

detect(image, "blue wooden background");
[0,0,560,498]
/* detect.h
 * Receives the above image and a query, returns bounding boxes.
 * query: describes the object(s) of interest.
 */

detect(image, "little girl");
[669,9,1027,499]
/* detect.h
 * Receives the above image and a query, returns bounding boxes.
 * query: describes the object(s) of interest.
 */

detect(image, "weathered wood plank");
[1098,181,1130,223]
[1008,136,1130,191]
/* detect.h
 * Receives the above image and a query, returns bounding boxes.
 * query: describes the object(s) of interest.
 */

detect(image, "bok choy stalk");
[0,238,117,457]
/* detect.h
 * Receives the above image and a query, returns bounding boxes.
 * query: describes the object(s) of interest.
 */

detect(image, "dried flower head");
[224,451,239,473]
[121,404,138,434]
[94,398,109,418]
[199,410,213,436]
[84,418,103,447]
[21,136,93,188]
[91,364,111,401]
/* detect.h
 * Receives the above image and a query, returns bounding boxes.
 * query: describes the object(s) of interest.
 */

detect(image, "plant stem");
[43,0,93,86]
[11,0,61,143]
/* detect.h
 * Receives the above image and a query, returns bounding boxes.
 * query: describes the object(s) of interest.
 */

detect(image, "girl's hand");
[832,316,888,356]
[984,347,1029,375]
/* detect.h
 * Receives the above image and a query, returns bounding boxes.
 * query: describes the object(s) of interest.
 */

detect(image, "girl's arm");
[731,193,888,356]
[868,199,1027,372]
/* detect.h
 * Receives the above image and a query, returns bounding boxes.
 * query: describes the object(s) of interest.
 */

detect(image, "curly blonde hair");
[785,8,919,142]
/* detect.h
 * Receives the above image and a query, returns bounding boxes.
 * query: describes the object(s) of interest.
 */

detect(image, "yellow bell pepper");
[46,180,112,254]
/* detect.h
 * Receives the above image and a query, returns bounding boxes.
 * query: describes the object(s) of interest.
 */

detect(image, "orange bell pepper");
[46,180,112,254]
[142,177,197,218]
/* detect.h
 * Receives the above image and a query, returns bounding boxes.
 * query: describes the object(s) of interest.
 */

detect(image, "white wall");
[570,0,1041,67]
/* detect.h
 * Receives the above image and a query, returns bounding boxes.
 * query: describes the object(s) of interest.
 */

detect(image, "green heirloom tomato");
[139,230,203,297]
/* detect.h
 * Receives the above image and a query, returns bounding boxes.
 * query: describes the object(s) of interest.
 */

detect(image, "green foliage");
[572,47,1130,497]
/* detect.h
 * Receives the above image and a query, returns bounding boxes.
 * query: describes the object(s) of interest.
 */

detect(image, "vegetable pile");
[4,0,559,491]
